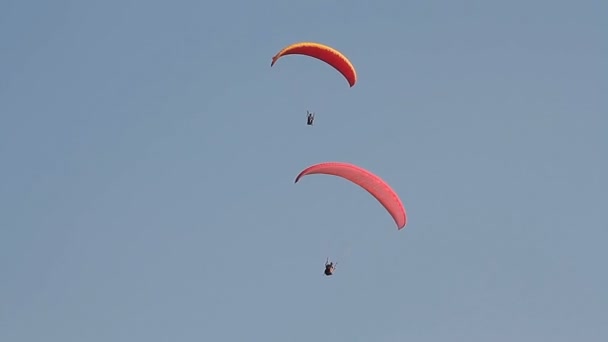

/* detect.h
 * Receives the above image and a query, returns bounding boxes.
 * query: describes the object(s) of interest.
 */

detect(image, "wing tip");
[397,218,407,230]
[271,55,280,67]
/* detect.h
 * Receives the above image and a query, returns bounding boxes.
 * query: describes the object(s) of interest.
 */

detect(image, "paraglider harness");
[307,111,315,125]
[324,258,336,276]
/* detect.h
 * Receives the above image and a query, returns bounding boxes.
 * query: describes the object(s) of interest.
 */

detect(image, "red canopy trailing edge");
[295,162,407,229]
[271,42,357,87]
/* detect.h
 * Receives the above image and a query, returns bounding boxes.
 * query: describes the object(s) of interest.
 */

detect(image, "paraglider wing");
[295,162,407,229]
[271,42,357,87]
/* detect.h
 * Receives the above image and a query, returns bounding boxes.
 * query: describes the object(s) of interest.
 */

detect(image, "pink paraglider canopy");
[295,162,407,229]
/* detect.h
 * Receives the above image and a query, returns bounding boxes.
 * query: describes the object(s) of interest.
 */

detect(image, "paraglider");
[306,111,315,125]
[271,42,357,87]
[324,258,336,276]
[295,162,407,229]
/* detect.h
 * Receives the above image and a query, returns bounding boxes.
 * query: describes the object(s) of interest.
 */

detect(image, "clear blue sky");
[1,1,606,341]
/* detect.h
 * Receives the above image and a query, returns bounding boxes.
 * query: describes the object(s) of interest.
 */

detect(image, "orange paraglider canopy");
[271,42,357,87]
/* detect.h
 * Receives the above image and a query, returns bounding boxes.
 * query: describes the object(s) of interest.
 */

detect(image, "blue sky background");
[1,1,606,341]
